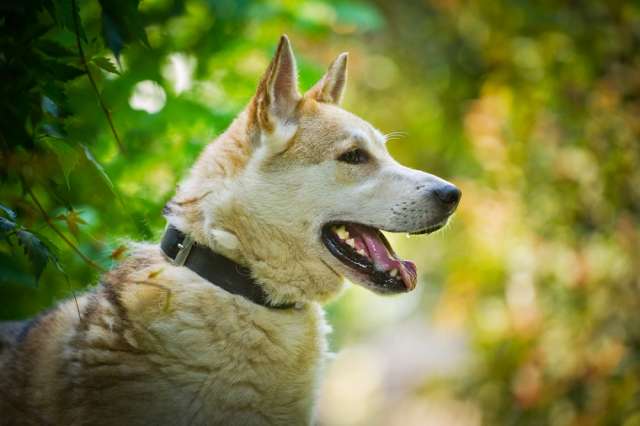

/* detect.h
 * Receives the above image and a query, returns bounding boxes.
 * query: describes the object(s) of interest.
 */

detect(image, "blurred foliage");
[1,0,639,425]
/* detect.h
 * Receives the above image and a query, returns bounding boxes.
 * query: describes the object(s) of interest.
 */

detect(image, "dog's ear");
[252,35,301,138]
[307,52,348,105]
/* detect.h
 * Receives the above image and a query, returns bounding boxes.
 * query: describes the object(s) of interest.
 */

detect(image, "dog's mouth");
[321,221,445,293]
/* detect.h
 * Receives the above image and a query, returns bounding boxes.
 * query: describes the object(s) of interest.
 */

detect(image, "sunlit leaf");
[92,56,120,74]
[66,210,87,236]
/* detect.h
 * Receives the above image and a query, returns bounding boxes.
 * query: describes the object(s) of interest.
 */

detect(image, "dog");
[0,35,460,425]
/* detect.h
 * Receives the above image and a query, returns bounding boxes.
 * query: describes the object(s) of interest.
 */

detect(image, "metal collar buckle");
[173,234,195,266]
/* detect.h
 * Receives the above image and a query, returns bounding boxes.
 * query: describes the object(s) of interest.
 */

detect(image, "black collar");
[160,225,296,310]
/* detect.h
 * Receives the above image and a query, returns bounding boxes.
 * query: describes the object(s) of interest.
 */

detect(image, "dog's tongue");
[348,224,417,290]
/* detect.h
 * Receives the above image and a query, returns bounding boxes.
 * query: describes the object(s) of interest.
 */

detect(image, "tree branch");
[71,0,125,153]
[22,179,106,273]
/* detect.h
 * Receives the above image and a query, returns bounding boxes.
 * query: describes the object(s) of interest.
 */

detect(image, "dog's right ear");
[307,52,348,105]
[251,35,301,151]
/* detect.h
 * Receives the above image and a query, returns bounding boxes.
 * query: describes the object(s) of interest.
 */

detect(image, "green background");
[1,0,639,424]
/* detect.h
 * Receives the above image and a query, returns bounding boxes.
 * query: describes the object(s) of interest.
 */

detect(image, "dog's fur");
[0,36,457,425]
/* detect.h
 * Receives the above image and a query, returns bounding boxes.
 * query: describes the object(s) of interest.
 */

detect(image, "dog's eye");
[337,148,369,165]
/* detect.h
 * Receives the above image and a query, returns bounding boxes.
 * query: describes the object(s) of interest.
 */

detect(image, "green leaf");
[45,179,74,211]
[41,82,71,118]
[33,232,64,275]
[44,60,85,82]
[46,140,80,189]
[131,210,153,239]
[0,204,16,239]
[87,62,104,87]
[35,40,76,58]
[100,12,126,59]
[41,122,67,139]
[0,204,16,221]
[82,145,127,215]
[0,217,16,236]
[54,0,87,42]
[16,230,51,284]
[42,96,61,118]
[99,0,150,59]
[82,144,114,192]
[42,81,69,107]
[92,56,120,74]
[0,253,37,288]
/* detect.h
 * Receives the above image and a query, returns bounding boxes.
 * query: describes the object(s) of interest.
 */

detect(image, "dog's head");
[169,36,460,303]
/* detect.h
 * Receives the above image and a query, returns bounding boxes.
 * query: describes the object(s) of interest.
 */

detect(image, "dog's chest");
[127,293,330,425]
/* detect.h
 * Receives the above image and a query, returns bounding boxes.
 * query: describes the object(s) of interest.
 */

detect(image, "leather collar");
[160,225,296,310]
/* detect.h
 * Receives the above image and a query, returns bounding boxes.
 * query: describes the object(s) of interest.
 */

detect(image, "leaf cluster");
[0,0,149,285]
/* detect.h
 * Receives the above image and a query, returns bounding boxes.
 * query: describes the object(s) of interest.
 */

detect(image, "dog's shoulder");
[1,243,330,424]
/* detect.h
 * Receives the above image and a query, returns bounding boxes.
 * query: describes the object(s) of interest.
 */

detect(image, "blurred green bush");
[1,1,639,425]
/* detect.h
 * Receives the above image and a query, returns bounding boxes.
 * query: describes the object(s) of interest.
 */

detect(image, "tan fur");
[1,36,457,425]
[1,246,327,425]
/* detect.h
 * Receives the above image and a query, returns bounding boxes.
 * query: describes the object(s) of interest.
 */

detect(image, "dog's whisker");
[383,131,408,143]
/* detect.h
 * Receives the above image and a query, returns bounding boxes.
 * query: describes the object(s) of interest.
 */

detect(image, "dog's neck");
[160,225,299,309]
[163,112,344,305]
[164,209,344,305]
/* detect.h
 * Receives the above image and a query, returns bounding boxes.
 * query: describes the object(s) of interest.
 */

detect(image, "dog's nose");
[434,184,461,208]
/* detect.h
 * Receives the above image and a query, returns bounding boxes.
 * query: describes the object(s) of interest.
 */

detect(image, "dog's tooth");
[336,226,349,240]
[390,268,398,277]
[346,238,355,248]
[357,248,366,256]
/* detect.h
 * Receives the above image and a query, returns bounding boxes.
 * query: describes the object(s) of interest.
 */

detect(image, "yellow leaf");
[110,245,127,260]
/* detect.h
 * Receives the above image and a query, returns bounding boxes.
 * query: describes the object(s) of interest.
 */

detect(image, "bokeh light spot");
[129,80,167,114]
[162,53,196,94]
[364,55,398,90]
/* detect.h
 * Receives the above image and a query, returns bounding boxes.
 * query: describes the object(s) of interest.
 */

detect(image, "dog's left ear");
[307,52,348,105]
